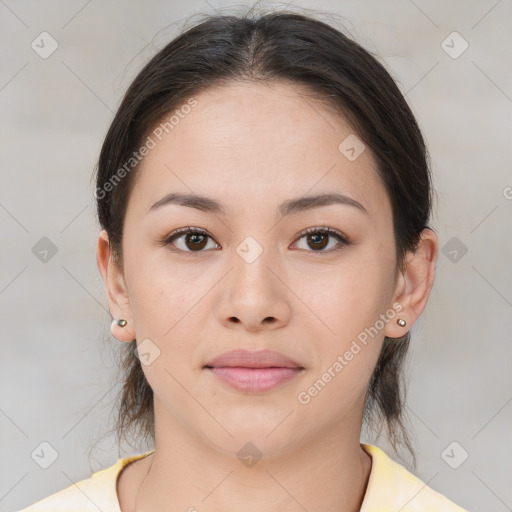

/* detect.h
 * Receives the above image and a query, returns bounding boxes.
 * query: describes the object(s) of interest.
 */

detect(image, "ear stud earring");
[397,318,406,327]
[117,319,127,327]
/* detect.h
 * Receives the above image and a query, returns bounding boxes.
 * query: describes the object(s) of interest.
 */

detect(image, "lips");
[204,349,303,370]
[204,349,304,393]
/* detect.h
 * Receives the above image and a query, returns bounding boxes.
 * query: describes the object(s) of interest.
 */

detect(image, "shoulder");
[16,451,154,512]
[361,443,470,512]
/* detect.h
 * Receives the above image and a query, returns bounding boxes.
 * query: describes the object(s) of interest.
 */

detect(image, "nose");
[215,244,292,333]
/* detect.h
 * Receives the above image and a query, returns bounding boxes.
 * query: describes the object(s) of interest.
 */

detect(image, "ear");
[96,230,136,342]
[385,228,438,338]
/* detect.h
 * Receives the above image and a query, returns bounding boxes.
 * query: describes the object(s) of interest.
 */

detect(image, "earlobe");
[110,317,134,342]
[385,228,438,339]
[96,230,136,342]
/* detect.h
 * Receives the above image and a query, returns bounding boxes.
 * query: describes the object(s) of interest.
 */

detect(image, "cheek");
[294,249,393,400]
[292,250,393,344]
[126,270,205,401]
[296,264,387,415]
[124,249,219,377]
[123,240,194,333]
[130,273,205,342]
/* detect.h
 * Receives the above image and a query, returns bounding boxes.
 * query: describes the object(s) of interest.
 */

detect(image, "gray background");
[1,1,511,511]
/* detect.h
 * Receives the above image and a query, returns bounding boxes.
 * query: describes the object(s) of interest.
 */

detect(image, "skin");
[97,80,438,512]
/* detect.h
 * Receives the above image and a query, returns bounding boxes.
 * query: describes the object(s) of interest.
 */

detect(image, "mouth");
[203,349,304,393]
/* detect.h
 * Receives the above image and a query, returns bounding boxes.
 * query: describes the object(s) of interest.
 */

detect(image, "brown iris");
[185,233,208,251]
[307,232,328,250]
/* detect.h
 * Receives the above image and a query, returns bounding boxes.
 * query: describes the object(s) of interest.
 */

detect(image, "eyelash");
[161,226,350,254]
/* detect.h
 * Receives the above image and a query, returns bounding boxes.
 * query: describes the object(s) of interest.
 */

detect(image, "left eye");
[293,227,349,252]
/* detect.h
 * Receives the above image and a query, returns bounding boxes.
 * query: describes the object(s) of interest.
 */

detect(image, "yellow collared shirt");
[18,443,470,511]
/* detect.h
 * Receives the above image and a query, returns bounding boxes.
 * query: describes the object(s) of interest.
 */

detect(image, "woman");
[19,9,469,512]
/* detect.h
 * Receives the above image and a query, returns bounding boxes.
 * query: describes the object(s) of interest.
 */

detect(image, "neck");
[131,404,372,512]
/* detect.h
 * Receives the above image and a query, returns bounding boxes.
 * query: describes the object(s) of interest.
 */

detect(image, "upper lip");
[204,349,303,369]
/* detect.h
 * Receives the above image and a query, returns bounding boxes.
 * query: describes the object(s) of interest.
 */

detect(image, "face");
[101,80,417,458]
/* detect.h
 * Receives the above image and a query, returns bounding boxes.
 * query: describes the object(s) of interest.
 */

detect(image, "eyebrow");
[148,191,368,217]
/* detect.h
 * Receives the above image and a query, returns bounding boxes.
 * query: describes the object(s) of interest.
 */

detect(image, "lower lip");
[206,366,303,393]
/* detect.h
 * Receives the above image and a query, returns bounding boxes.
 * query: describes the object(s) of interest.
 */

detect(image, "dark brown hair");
[95,8,433,468]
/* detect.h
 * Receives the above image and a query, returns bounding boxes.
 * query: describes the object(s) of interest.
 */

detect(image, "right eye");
[163,227,220,253]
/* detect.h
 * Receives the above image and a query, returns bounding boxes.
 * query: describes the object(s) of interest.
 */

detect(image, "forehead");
[131,80,391,220]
